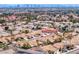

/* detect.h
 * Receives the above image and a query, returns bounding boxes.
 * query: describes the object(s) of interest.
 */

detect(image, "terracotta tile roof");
[53,43,64,49]
[71,35,79,45]
[40,45,57,53]
[42,28,58,33]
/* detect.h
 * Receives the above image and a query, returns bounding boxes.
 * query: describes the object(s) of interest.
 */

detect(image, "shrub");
[21,43,32,49]
[0,43,8,50]
[0,19,6,23]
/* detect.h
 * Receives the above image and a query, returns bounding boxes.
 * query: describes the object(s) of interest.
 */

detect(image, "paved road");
[64,48,79,54]
[16,48,45,54]
[0,49,16,54]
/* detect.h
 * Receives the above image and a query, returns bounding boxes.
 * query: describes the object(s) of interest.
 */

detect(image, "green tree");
[21,43,32,49]
[0,19,6,23]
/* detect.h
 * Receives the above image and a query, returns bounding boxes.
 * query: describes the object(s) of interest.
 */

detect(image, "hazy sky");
[0,4,79,8]
[0,0,79,4]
